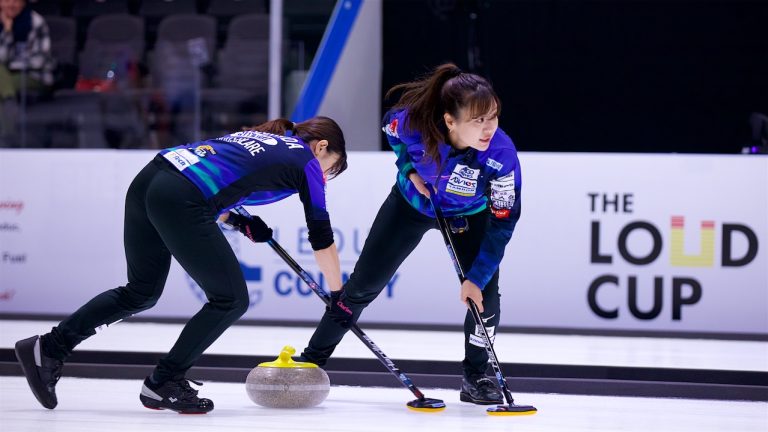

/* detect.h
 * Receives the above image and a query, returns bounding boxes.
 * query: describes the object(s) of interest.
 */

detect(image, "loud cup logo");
[586,192,759,322]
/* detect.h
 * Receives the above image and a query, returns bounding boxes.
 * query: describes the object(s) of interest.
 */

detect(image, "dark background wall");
[382,0,768,153]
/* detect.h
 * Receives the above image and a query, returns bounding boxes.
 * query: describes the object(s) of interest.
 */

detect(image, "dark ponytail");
[246,118,296,135]
[385,63,500,166]
[246,116,348,179]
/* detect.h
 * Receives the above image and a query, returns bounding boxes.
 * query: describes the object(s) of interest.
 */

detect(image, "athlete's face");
[444,105,499,152]
[311,139,340,178]
[0,0,25,20]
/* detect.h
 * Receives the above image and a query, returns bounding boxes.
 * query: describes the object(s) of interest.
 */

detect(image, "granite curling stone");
[246,345,330,408]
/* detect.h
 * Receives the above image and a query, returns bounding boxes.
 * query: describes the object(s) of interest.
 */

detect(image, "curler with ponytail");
[385,63,500,167]
[244,118,295,135]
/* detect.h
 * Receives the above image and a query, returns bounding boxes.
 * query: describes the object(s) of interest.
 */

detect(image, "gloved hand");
[226,212,273,243]
[328,289,354,329]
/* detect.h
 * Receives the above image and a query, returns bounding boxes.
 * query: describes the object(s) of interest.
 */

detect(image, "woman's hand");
[460,279,484,313]
[408,172,431,197]
[225,212,273,242]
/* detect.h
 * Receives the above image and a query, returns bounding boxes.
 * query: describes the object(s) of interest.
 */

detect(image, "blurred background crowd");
[0,0,331,149]
[0,0,766,153]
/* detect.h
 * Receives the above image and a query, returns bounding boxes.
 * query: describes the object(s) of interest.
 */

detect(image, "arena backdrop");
[0,150,765,338]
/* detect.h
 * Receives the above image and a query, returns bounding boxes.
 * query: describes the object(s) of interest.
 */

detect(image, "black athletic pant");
[42,157,249,382]
[301,185,501,377]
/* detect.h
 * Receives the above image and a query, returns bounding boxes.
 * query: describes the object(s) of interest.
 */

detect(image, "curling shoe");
[14,335,64,409]
[140,376,214,414]
[459,373,504,405]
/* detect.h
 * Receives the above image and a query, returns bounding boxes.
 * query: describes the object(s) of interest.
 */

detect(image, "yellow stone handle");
[258,345,319,368]
[278,346,295,362]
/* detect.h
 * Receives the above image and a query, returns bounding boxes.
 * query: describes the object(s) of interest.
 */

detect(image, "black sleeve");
[307,219,334,251]
[297,159,334,251]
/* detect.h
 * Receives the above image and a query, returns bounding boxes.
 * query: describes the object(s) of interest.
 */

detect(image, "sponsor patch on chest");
[446,164,480,196]
[486,158,503,171]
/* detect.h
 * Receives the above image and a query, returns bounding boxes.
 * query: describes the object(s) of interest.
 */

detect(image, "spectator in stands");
[0,0,54,145]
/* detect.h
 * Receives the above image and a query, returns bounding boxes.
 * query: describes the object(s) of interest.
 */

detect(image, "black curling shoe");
[14,335,63,409]
[459,373,504,405]
[140,377,214,414]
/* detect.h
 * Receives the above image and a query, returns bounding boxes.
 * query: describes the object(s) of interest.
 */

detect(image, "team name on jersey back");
[218,131,305,156]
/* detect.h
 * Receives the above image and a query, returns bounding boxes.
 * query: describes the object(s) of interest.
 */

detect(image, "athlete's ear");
[313,139,329,157]
[443,112,456,131]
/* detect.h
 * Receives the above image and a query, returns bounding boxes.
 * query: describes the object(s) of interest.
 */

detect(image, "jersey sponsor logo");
[193,145,216,157]
[490,172,515,219]
[446,164,479,196]
[163,149,200,171]
[486,158,503,171]
[383,118,399,138]
[491,208,510,218]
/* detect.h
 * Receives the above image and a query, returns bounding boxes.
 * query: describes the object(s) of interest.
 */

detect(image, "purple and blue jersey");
[383,109,522,289]
[158,130,331,247]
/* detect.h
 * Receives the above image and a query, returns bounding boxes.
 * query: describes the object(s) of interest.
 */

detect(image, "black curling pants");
[42,157,249,382]
[301,185,501,377]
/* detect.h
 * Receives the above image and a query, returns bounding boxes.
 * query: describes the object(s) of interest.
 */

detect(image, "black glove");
[226,212,273,243]
[328,289,354,329]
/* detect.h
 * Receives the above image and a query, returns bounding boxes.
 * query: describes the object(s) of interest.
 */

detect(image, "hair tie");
[284,121,296,137]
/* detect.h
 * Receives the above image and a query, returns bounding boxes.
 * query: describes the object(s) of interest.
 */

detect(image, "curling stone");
[245,345,330,408]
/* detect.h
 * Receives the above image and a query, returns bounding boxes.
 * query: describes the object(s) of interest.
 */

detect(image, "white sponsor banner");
[0,150,766,336]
